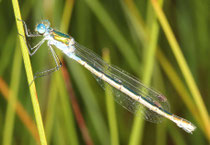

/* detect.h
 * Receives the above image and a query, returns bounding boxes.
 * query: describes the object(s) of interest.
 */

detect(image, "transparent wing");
[71,42,170,123]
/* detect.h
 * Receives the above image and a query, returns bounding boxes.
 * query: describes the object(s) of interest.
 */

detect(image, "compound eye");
[42,20,50,28]
[36,23,46,34]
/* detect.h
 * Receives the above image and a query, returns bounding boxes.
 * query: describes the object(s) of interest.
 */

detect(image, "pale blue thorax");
[35,20,76,57]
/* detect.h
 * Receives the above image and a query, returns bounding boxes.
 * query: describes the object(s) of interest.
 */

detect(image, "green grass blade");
[157,49,203,130]
[45,80,58,143]
[57,73,79,145]
[151,0,210,139]
[103,48,120,145]
[67,60,110,145]
[83,0,140,72]
[43,1,79,144]
[0,78,39,142]
[12,0,47,144]
[122,0,163,145]
[60,0,75,32]
[2,40,22,145]
[63,2,110,144]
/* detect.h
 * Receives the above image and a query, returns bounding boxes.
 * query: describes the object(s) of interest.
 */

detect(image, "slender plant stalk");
[44,0,76,143]
[0,78,39,142]
[123,0,203,140]
[61,63,94,145]
[56,74,79,145]
[121,2,146,144]
[126,0,163,145]
[84,0,140,72]
[2,40,22,145]
[67,2,111,144]
[123,0,148,46]
[45,79,58,143]
[0,0,33,76]
[153,64,167,145]
[103,48,120,145]
[123,0,199,130]
[12,0,47,144]
[57,0,109,144]
[60,0,75,32]
[58,1,79,144]
[151,0,210,140]
[157,49,203,130]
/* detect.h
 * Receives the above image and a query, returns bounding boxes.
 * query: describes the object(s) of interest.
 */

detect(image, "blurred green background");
[0,0,210,145]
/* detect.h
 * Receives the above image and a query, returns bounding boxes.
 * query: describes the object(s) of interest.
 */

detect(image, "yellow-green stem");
[103,48,120,145]
[151,0,210,140]
[12,0,48,144]
[2,40,22,145]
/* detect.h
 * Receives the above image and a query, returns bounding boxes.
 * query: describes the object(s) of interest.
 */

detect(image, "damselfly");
[18,19,196,133]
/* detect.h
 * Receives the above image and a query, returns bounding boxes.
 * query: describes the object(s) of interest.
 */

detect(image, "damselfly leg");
[17,19,41,37]
[17,19,62,85]
[33,44,62,80]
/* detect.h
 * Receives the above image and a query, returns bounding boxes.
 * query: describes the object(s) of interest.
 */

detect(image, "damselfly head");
[35,20,51,35]
[42,20,51,28]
